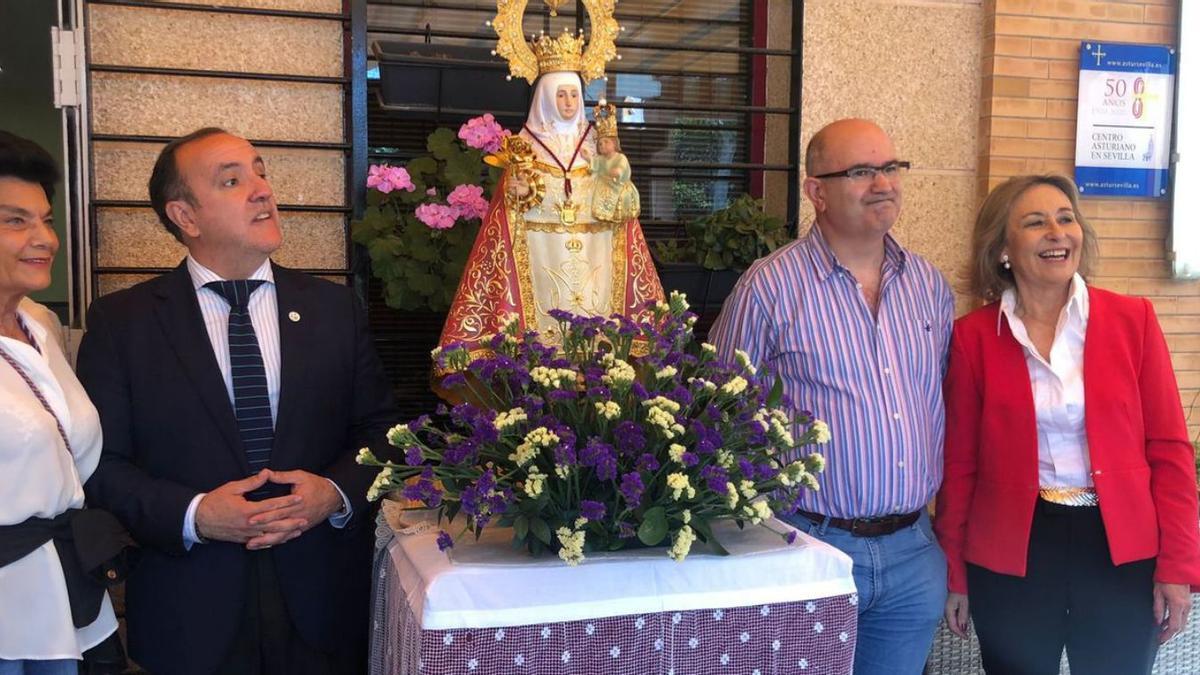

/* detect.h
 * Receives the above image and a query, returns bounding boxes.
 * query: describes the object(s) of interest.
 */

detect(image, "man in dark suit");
[77,127,398,675]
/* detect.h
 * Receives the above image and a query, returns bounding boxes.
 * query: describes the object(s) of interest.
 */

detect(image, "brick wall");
[979,0,1200,438]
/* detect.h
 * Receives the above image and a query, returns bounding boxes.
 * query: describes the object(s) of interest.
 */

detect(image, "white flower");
[701,342,717,355]
[655,365,678,380]
[740,631,750,643]
[609,646,620,658]
[495,628,505,641]
[761,605,771,616]
[594,400,621,420]
[530,366,577,389]
[443,633,454,645]
[720,376,748,396]
[554,464,572,480]
[645,405,681,439]
[523,466,547,497]
[681,509,691,524]
[813,622,824,633]
[805,601,816,613]
[585,623,595,636]
[812,420,831,444]
[556,526,586,565]
[561,650,571,663]
[386,423,413,445]
[725,482,739,508]
[541,627,552,639]
[720,654,730,665]
[601,354,636,386]
[772,639,781,651]
[355,447,375,465]
[514,654,525,666]
[839,631,849,643]
[642,395,682,413]
[668,525,697,562]
[509,427,559,465]
[671,613,682,624]
[687,637,698,649]
[668,443,687,465]
[734,348,757,375]
[654,638,664,651]
[493,407,528,431]
[712,609,723,621]
[467,658,478,671]
[798,659,809,670]
[635,617,645,630]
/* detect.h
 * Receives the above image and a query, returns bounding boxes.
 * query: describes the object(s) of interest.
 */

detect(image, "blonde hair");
[968,175,1099,301]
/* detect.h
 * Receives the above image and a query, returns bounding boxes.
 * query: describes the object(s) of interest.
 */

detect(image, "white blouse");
[0,299,117,659]
[999,274,1093,488]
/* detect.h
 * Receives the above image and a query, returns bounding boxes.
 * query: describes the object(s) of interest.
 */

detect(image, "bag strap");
[0,316,73,456]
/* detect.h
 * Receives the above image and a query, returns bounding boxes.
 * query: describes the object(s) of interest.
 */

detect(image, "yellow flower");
[668,443,687,464]
[666,473,696,500]
[668,525,697,562]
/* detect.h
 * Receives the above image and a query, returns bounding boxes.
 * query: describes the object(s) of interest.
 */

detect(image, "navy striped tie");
[205,280,273,474]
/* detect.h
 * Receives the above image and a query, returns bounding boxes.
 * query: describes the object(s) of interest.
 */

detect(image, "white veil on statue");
[522,71,592,170]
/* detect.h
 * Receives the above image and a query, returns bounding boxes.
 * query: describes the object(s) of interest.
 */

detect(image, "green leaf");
[691,517,730,556]
[513,514,530,540]
[766,374,784,409]
[530,516,552,545]
[428,128,458,160]
[407,156,438,177]
[637,506,669,546]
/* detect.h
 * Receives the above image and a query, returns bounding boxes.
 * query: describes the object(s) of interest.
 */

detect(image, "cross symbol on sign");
[1091,45,1107,66]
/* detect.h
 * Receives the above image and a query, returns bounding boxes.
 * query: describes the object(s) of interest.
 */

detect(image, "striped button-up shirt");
[710,224,953,518]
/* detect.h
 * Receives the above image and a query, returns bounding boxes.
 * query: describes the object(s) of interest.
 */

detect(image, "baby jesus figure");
[590,103,640,223]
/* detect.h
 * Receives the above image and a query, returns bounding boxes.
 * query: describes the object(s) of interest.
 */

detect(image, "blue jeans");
[785,511,947,675]
[0,660,77,675]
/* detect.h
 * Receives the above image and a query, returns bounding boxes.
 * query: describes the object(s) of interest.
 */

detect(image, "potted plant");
[357,293,829,564]
[653,194,791,311]
[352,115,507,312]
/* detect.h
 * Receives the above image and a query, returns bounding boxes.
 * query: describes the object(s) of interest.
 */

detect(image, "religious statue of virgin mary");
[437,0,664,359]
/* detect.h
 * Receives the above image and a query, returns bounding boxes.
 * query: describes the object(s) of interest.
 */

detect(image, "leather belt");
[796,509,922,537]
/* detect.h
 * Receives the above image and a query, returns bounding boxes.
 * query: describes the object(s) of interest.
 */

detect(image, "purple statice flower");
[580,500,607,521]
[613,421,646,454]
[547,389,577,403]
[401,467,443,507]
[670,385,694,407]
[631,381,650,399]
[738,457,756,478]
[701,465,729,493]
[690,421,721,455]
[460,470,507,527]
[441,372,467,389]
[403,446,423,466]
[705,404,723,423]
[443,437,479,465]
[785,530,798,545]
[757,463,777,480]
[553,442,578,467]
[410,414,431,431]
[436,530,454,551]
[636,453,660,472]
[581,439,618,481]
[586,385,612,400]
[618,521,637,539]
[681,451,699,467]
[618,472,645,508]
[547,308,575,322]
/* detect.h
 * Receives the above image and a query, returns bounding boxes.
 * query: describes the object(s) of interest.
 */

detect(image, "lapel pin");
[288,311,301,323]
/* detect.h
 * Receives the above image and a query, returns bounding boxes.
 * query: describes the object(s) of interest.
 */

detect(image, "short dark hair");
[0,130,61,201]
[149,127,228,242]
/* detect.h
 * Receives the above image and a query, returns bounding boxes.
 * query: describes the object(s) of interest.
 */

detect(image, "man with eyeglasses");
[710,118,953,674]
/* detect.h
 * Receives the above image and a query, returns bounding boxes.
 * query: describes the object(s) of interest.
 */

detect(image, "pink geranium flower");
[447,184,489,221]
[415,203,458,230]
[367,164,415,194]
[458,114,511,153]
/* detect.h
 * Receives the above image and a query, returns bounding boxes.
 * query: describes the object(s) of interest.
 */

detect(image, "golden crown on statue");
[490,0,621,84]
[593,102,618,139]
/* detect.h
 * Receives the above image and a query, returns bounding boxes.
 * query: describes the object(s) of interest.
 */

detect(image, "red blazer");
[933,286,1200,594]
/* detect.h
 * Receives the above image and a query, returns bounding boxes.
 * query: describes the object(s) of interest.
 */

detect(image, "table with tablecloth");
[369,513,858,675]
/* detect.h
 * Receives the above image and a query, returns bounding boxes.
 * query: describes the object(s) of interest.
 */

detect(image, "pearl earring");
[1000,254,1011,270]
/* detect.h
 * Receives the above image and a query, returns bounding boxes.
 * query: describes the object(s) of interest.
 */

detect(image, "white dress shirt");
[0,299,118,659]
[999,274,1093,488]
[182,257,350,546]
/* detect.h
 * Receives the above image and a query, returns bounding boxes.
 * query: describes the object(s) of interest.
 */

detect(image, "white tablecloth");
[388,517,856,630]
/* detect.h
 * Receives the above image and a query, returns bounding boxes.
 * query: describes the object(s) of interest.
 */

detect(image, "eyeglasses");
[812,161,911,182]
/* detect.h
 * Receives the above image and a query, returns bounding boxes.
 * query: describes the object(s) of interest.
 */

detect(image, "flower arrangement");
[358,292,829,565]
[351,115,509,311]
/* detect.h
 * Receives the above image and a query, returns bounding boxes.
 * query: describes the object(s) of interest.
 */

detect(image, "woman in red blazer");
[933,174,1200,674]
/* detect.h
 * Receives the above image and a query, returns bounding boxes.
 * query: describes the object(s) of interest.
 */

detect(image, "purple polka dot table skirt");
[370,517,858,675]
